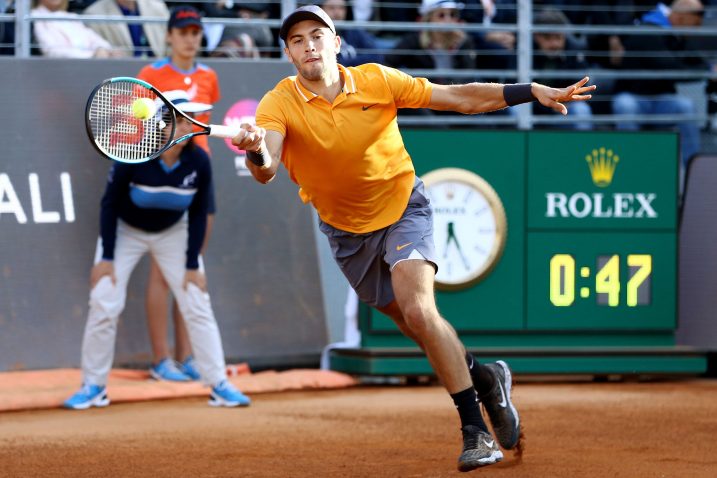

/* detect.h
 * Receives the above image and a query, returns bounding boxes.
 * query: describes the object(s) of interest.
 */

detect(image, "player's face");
[167,26,203,60]
[284,20,341,82]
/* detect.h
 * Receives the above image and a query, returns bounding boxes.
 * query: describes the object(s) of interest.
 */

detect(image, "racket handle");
[208,124,242,138]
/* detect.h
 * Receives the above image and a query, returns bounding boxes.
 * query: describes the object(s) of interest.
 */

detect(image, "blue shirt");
[100,144,212,269]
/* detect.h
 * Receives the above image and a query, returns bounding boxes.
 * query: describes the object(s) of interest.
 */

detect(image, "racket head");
[85,77,177,164]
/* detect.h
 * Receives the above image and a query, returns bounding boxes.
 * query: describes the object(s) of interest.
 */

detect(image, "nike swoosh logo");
[396,242,413,251]
[483,439,495,448]
[362,104,378,111]
[497,380,508,408]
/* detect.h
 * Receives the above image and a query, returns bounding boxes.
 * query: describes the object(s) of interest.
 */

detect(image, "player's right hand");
[231,123,266,152]
[90,260,116,288]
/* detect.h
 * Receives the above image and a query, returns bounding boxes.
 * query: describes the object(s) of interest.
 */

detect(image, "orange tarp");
[0,366,358,412]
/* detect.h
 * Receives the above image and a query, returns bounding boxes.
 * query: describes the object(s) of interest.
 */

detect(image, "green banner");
[527,131,678,230]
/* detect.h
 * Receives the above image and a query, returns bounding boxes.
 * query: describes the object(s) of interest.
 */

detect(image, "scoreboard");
[331,130,705,375]
[525,132,676,331]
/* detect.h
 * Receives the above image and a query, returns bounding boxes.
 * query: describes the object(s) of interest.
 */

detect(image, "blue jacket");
[99,144,212,269]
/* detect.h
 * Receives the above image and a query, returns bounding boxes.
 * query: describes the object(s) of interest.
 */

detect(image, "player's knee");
[402,303,438,337]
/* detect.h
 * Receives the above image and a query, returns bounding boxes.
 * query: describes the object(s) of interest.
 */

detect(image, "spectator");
[31,0,121,57]
[320,0,384,66]
[204,1,275,57]
[532,8,593,129]
[210,27,261,58]
[83,0,169,58]
[378,0,419,25]
[351,0,374,21]
[63,91,251,410]
[462,0,517,72]
[0,0,14,55]
[137,5,221,382]
[385,0,477,83]
[612,0,707,166]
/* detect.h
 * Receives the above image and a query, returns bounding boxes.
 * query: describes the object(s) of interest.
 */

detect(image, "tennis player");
[232,5,595,472]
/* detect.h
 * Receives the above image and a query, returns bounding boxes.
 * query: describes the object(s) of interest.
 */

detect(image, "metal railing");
[2,0,717,130]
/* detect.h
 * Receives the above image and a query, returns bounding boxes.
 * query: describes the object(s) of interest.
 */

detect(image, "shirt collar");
[292,64,358,103]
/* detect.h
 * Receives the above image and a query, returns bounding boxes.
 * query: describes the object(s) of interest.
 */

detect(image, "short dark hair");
[534,8,570,26]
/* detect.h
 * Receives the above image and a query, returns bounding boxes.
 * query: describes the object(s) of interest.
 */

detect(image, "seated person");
[532,8,593,130]
[32,0,121,58]
[320,0,385,66]
[461,0,516,72]
[210,27,261,58]
[385,0,477,82]
[83,0,169,58]
[204,1,275,57]
[612,0,706,166]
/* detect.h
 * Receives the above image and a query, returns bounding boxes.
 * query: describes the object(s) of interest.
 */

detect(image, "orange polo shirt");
[256,63,433,233]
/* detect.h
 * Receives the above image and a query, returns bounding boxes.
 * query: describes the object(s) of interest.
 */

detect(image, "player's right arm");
[234,127,283,185]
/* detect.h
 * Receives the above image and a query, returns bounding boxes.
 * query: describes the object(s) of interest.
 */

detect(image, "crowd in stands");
[1,0,715,163]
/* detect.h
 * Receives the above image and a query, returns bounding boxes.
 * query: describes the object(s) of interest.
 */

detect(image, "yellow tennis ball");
[132,97,157,120]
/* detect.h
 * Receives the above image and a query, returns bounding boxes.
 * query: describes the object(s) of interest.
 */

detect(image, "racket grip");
[208,124,242,138]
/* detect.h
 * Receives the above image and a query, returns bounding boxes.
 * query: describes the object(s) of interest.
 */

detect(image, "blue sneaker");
[63,384,110,410]
[209,380,251,407]
[180,356,201,381]
[150,358,191,382]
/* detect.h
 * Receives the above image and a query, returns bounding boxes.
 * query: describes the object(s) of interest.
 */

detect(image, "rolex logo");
[586,147,619,187]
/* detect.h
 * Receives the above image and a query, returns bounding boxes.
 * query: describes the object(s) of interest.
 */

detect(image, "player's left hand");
[532,76,596,115]
[232,123,266,152]
[183,269,207,292]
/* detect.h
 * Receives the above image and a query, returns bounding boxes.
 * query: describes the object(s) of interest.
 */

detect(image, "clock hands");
[445,221,471,270]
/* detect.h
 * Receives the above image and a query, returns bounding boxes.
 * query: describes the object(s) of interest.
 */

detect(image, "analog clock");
[421,168,507,290]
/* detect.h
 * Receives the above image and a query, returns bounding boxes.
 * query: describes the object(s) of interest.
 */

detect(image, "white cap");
[161,89,212,113]
[419,0,464,15]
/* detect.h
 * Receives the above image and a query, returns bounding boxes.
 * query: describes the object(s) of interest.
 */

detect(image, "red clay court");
[1,369,715,477]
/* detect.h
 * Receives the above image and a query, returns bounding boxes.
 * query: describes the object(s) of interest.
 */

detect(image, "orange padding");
[0,365,358,412]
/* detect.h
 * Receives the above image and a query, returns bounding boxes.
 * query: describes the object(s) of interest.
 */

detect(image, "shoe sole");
[208,395,251,408]
[64,395,110,410]
[207,399,250,408]
[149,368,190,382]
[458,449,504,472]
[495,360,521,450]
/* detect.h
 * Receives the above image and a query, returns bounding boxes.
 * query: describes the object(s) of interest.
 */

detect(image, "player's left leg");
[380,300,521,450]
[387,260,502,471]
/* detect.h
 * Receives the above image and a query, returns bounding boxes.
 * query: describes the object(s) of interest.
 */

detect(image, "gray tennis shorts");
[318,176,438,308]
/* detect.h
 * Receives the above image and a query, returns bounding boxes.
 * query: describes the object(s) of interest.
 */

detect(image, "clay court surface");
[2,378,716,477]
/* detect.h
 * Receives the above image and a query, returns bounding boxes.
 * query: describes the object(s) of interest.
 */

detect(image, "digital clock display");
[526,231,675,330]
[549,254,652,307]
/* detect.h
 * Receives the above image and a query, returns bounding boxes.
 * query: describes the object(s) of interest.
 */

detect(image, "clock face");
[422,168,507,290]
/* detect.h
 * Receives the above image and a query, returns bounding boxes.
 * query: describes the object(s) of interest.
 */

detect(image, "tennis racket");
[85,77,270,168]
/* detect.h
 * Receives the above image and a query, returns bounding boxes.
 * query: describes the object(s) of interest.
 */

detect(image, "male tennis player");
[232,5,595,472]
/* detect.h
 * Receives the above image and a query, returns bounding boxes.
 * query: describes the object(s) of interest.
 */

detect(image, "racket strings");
[88,81,172,163]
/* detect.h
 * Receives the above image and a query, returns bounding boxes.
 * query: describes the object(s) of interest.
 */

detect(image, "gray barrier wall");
[0,58,331,371]
[677,154,717,350]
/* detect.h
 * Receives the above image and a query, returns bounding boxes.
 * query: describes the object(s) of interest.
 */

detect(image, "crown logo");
[585,147,619,187]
